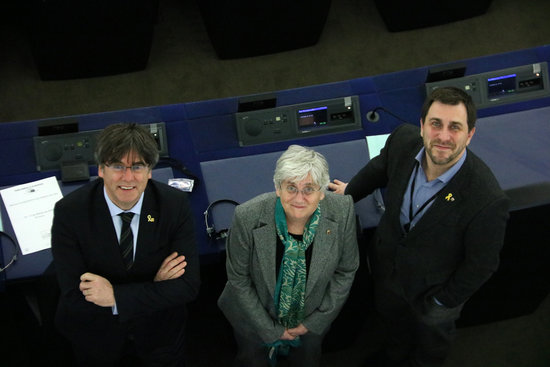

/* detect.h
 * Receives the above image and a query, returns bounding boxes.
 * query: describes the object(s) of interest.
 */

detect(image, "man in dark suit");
[329,87,509,367]
[51,123,200,367]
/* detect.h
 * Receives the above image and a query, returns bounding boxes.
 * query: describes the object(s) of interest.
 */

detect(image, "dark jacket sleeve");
[345,124,413,202]
[52,190,109,318]
[113,186,200,321]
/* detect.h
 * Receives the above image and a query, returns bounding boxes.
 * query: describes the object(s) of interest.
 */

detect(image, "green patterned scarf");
[266,197,321,365]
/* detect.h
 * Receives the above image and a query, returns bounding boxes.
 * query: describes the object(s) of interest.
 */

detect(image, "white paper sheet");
[0,176,63,255]
[366,134,390,159]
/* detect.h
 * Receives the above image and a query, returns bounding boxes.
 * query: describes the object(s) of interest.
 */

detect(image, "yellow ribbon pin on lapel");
[147,214,155,222]
[445,193,455,202]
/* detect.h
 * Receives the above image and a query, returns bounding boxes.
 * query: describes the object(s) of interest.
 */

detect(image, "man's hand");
[154,252,187,282]
[79,273,115,307]
[328,179,348,195]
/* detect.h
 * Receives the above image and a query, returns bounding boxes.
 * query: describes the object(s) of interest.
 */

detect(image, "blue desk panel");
[1,45,550,280]
[469,106,550,191]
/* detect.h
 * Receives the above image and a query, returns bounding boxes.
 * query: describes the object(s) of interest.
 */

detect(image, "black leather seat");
[198,0,331,59]
[374,0,493,32]
[28,0,159,80]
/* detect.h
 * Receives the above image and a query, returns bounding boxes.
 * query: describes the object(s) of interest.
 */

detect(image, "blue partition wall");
[1,45,550,280]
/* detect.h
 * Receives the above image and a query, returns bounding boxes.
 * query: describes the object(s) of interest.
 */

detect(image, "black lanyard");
[404,161,445,232]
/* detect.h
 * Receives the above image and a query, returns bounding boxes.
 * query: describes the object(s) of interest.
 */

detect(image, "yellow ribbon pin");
[445,193,454,202]
[147,214,155,222]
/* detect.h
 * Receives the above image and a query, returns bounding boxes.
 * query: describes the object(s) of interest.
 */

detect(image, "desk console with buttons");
[425,62,550,109]
[235,96,361,146]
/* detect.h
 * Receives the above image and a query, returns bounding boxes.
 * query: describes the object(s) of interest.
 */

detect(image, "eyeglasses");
[105,164,149,174]
[284,184,322,196]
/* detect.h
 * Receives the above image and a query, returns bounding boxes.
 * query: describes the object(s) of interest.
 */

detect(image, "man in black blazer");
[51,123,200,367]
[329,87,509,367]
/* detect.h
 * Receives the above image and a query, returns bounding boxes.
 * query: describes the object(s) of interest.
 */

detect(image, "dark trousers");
[69,324,186,367]
[233,330,324,367]
[374,283,457,367]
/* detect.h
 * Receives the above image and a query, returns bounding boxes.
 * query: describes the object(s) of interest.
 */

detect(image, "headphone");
[0,230,19,272]
[204,199,239,240]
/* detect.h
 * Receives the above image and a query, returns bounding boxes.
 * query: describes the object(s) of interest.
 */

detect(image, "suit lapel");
[252,223,278,296]
[408,185,462,237]
[407,155,471,237]
[252,198,278,296]
[133,185,159,268]
[387,155,419,233]
[91,181,128,274]
[306,211,338,298]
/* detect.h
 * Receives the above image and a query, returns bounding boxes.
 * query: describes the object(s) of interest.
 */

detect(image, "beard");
[425,140,464,166]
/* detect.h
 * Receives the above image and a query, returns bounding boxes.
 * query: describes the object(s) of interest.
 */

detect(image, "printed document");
[366,134,390,159]
[0,176,63,255]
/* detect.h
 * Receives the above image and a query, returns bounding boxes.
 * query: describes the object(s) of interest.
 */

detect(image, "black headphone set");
[203,199,239,241]
[0,230,19,272]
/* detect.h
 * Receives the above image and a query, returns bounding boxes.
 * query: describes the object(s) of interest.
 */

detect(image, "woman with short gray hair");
[218,144,359,367]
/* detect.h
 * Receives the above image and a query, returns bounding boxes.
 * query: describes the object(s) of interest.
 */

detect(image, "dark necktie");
[119,212,135,270]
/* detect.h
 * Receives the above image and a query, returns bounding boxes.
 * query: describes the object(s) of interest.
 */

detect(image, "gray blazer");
[218,191,359,344]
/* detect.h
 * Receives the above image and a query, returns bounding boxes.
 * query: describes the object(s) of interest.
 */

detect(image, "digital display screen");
[487,74,516,97]
[297,106,328,129]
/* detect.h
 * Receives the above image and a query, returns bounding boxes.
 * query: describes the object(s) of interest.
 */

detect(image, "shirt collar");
[103,187,144,217]
[415,146,467,184]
